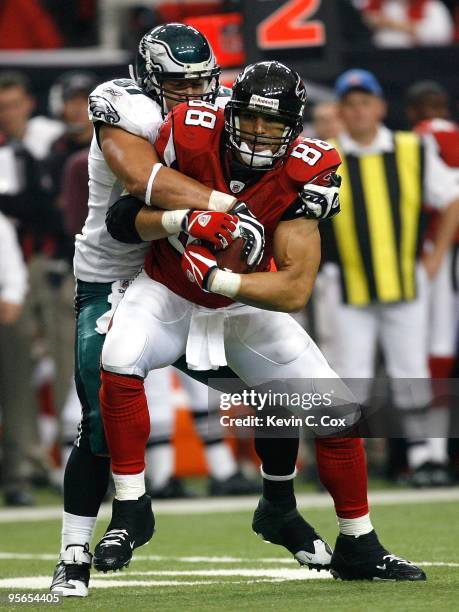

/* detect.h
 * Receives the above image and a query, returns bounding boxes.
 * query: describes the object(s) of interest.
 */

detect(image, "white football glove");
[298,172,341,220]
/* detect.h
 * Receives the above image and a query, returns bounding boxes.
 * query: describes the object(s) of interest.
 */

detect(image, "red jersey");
[416,119,459,244]
[416,119,459,168]
[145,100,341,308]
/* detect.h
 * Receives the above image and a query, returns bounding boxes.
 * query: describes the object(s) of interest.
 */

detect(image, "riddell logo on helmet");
[249,94,279,111]
[198,214,211,227]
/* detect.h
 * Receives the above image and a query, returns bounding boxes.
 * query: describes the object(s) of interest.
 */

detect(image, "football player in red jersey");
[94,62,425,582]
[405,81,459,485]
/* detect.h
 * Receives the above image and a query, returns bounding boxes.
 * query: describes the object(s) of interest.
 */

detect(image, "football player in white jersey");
[50,23,249,597]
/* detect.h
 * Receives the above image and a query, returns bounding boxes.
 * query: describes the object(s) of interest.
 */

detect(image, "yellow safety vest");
[322,132,426,306]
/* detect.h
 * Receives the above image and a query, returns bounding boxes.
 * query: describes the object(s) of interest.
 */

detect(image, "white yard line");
[0,488,458,523]
[1,560,458,591]
[0,552,457,568]
[0,569,332,590]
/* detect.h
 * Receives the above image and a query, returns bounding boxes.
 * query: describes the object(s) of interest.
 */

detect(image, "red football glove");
[181,243,218,292]
[183,210,239,250]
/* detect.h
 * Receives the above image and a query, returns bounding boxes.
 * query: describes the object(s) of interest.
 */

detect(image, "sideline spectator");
[0,72,64,160]
[60,148,90,239]
[311,101,344,141]
[0,211,36,506]
[316,69,459,486]
[361,0,454,47]
[405,81,459,478]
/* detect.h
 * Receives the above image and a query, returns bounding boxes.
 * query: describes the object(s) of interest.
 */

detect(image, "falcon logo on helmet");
[131,23,221,114]
[224,61,307,171]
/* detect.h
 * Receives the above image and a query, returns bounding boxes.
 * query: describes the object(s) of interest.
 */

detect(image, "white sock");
[61,511,97,553]
[205,442,237,481]
[146,444,174,489]
[427,437,449,464]
[407,443,431,470]
[113,471,145,501]
[338,513,373,537]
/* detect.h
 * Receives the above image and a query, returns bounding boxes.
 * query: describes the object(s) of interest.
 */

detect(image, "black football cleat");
[209,471,261,496]
[50,544,92,597]
[93,494,155,573]
[331,530,426,581]
[252,497,332,570]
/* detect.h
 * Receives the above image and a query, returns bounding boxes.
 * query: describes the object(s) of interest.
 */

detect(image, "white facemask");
[238,140,274,167]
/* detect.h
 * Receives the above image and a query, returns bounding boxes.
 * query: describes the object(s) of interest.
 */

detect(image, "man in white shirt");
[0,71,64,160]
[315,68,459,485]
[0,211,36,506]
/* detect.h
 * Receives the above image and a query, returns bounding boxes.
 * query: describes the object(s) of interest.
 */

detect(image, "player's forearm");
[151,166,237,212]
[100,126,236,212]
[238,270,316,312]
[134,207,171,241]
[106,196,188,243]
[209,268,316,313]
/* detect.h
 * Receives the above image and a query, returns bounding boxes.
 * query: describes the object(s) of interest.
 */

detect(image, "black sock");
[64,444,110,516]
[254,435,299,475]
[255,435,299,512]
[262,477,296,512]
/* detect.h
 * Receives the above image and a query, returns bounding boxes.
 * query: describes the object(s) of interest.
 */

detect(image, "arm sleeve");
[0,213,28,304]
[105,195,145,244]
[423,134,459,209]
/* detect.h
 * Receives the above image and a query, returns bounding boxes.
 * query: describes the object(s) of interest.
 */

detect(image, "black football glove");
[230,202,265,268]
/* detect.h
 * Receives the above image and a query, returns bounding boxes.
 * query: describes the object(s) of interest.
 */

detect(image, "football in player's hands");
[214,236,252,274]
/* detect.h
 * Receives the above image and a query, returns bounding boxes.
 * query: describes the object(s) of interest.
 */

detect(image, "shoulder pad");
[171,101,224,151]
[88,79,162,143]
[285,137,341,187]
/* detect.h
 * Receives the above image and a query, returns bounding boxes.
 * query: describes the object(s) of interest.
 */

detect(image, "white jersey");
[74,80,230,283]
[74,78,163,283]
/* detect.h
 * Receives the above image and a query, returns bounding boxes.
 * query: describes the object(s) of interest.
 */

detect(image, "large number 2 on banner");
[257,0,325,50]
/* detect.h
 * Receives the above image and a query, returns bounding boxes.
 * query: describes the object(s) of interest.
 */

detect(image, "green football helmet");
[132,23,221,113]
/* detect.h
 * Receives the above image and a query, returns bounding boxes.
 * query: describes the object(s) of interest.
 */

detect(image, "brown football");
[214,237,252,274]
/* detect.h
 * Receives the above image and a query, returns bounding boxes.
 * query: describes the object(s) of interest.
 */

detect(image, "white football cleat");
[50,544,92,597]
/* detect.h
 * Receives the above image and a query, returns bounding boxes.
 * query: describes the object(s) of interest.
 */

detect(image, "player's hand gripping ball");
[213,202,265,273]
[181,243,218,291]
[182,210,240,250]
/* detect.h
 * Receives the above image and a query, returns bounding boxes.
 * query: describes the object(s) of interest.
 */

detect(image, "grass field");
[0,490,458,611]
